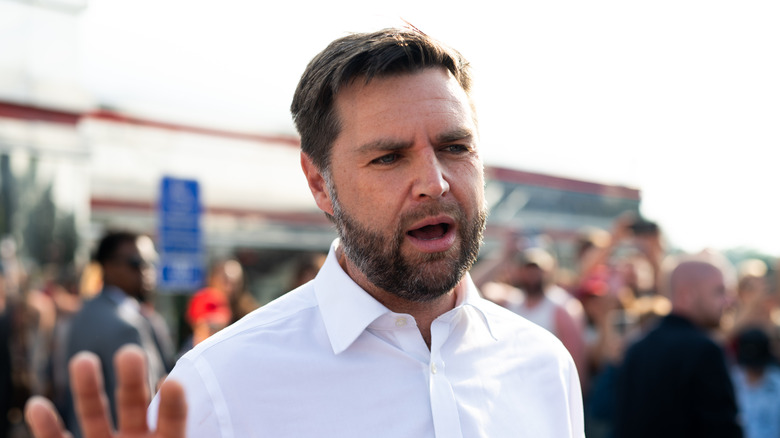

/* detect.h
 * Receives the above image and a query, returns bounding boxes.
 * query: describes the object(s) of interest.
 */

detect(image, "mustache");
[397,201,464,232]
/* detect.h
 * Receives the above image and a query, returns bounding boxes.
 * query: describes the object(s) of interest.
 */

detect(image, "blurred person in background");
[188,259,256,326]
[0,244,39,438]
[576,265,672,438]
[23,264,84,424]
[185,259,257,349]
[731,327,780,438]
[63,231,171,438]
[474,237,588,391]
[573,218,655,435]
[577,212,664,304]
[573,214,666,436]
[614,254,743,438]
[0,263,26,438]
[576,269,626,438]
[0,266,10,438]
[22,269,57,409]
[37,261,102,422]
[221,259,258,324]
[727,259,777,349]
[289,252,327,290]
[44,266,83,424]
[184,278,232,349]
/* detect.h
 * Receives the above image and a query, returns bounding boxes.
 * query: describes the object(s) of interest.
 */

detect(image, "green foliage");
[0,153,80,268]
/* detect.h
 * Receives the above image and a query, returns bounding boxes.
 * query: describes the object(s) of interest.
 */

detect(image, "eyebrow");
[435,127,475,145]
[356,139,413,154]
[356,127,476,154]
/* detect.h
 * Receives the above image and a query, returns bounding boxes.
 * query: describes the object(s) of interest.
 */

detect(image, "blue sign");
[157,176,204,292]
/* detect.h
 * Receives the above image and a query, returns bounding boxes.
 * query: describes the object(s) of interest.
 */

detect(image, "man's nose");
[412,150,450,200]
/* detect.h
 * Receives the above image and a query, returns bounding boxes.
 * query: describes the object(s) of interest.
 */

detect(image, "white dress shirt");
[149,240,584,437]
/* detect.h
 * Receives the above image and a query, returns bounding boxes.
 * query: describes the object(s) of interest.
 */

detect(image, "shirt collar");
[456,273,499,341]
[314,241,389,355]
[315,240,497,355]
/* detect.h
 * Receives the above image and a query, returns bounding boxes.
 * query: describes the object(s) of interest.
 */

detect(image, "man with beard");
[25,28,584,438]
[614,257,743,438]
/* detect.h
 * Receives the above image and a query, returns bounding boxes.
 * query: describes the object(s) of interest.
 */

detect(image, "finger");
[25,396,72,438]
[70,352,113,438]
[154,379,187,438]
[115,344,150,434]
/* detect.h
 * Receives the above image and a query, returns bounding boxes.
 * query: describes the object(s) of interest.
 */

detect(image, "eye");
[442,144,469,154]
[371,153,399,165]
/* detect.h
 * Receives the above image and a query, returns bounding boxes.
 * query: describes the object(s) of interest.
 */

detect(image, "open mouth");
[407,223,450,241]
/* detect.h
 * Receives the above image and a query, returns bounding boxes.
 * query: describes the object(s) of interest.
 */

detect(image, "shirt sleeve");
[148,355,227,437]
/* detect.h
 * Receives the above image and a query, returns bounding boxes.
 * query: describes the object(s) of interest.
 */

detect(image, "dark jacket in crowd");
[614,314,743,438]
[65,289,169,438]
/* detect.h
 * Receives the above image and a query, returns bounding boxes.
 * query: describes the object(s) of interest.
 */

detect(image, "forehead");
[333,68,476,145]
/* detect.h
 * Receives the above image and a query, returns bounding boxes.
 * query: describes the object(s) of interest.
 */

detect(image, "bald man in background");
[614,257,743,438]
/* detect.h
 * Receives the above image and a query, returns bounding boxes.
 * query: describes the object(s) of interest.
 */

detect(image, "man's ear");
[300,152,334,216]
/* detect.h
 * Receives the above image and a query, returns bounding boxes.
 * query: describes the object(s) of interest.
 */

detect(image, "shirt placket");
[369,311,466,438]
[428,316,463,438]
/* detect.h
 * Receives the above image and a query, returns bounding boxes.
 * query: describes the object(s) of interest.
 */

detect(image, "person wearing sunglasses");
[61,231,170,438]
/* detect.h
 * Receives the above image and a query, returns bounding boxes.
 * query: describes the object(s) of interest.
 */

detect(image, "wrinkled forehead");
[333,68,479,146]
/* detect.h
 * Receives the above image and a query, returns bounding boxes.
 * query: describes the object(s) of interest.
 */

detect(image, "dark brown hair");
[290,27,473,173]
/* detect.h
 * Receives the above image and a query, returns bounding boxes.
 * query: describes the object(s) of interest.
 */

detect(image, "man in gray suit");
[64,231,169,437]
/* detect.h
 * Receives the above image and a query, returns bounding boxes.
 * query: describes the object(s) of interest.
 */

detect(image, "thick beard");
[329,186,486,303]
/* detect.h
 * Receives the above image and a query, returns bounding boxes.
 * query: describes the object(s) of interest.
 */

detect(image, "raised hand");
[25,344,187,438]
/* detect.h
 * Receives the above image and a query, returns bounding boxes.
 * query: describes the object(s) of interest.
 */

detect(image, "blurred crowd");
[472,212,779,438]
[0,215,778,437]
[0,231,324,438]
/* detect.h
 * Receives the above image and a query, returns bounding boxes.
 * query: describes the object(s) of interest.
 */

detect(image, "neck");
[338,248,458,349]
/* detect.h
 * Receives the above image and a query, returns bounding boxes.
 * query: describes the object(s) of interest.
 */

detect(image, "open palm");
[25,345,187,438]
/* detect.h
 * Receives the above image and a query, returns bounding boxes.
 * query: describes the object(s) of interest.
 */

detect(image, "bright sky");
[78,0,780,255]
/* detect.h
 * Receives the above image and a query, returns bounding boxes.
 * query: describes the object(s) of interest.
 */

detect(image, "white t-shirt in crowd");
[149,240,584,438]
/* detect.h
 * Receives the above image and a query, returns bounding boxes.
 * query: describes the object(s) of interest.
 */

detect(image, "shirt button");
[431,363,438,374]
[395,318,407,327]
